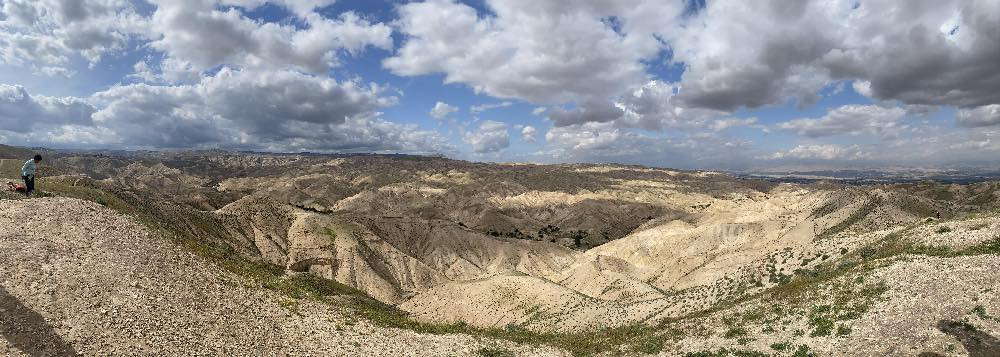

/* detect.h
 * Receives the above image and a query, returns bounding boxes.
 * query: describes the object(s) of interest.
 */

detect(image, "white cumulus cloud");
[0,69,449,154]
[956,105,1000,127]
[0,0,146,75]
[521,125,536,142]
[463,120,510,153]
[146,0,392,80]
[429,101,458,120]
[768,144,870,161]
[778,105,907,138]
[385,0,681,104]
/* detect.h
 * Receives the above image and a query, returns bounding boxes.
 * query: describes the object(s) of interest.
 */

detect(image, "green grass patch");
[969,223,989,230]
[36,177,131,212]
[686,348,772,357]
[792,344,813,357]
[770,341,791,351]
[960,236,1000,255]
[820,196,879,237]
[802,279,886,337]
[323,228,338,244]
[808,314,834,337]
[724,326,748,338]
[973,305,1000,323]
[277,298,302,316]
[835,324,852,337]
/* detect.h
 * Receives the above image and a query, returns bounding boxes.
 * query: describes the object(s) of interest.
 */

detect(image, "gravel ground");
[0,197,566,356]
[839,255,1000,356]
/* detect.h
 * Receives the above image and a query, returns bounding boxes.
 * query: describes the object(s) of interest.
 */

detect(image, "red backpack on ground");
[6,181,26,193]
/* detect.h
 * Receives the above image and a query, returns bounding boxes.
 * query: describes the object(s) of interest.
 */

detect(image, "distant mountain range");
[738,168,1000,184]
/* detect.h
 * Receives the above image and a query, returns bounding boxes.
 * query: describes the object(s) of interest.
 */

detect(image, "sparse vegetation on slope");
[4,149,1000,356]
[9,176,675,356]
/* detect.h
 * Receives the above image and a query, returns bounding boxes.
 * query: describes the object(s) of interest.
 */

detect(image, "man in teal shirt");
[20,154,42,196]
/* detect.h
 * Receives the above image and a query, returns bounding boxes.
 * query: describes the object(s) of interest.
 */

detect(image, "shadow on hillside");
[0,285,78,356]
[919,320,1000,357]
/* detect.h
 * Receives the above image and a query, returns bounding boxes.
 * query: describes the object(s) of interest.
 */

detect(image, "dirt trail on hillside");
[0,197,566,356]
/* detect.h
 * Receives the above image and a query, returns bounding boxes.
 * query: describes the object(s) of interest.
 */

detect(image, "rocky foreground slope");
[0,198,562,356]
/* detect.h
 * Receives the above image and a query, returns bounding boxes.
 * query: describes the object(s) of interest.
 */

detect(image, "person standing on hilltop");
[20,154,42,196]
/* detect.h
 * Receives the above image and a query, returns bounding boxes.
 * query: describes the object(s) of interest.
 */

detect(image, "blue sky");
[1,0,999,170]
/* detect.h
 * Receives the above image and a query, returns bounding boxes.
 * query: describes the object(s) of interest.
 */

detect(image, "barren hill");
[2,149,999,355]
[0,197,563,356]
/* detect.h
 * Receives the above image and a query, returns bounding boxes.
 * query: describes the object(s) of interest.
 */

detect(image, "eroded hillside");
[0,197,563,356]
[2,147,999,356]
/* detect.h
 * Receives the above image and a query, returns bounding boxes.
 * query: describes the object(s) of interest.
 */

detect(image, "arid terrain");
[2,145,999,356]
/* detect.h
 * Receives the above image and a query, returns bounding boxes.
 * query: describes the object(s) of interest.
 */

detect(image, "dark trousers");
[21,175,34,195]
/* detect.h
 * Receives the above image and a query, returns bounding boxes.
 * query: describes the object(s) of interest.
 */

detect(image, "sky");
[0,0,999,171]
